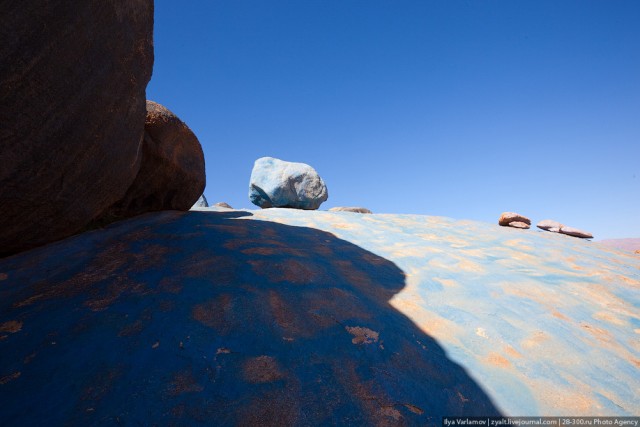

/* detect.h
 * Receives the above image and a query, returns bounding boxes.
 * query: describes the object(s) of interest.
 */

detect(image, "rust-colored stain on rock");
[487,352,512,368]
[0,320,22,334]
[346,326,379,344]
[243,356,284,383]
[0,372,21,385]
[168,371,204,396]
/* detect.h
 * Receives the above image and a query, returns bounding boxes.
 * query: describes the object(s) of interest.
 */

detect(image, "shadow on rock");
[0,210,502,425]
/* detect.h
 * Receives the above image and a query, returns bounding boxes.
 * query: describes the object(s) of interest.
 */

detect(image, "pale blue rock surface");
[249,157,328,210]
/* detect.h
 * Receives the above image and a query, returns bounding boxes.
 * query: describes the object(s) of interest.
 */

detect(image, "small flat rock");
[498,212,531,226]
[560,226,593,239]
[537,219,564,231]
[508,221,530,229]
[329,207,372,214]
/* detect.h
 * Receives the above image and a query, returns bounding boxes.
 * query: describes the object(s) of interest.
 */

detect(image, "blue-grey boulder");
[192,195,209,208]
[249,157,328,210]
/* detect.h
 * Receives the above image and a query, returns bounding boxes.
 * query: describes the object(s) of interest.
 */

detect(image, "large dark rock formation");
[0,0,154,256]
[95,101,206,223]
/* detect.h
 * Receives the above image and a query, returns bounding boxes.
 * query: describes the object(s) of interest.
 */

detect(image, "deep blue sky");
[147,1,639,239]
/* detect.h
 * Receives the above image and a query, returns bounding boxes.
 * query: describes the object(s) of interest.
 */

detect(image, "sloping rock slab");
[0,210,638,423]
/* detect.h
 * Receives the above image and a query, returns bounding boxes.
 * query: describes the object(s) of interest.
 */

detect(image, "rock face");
[95,101,205,223]
[249,157,328,210]
[0,1,154,257]
[0,209,638,423]
[329,207,372,214]
[192,195,209,208]
[498,212,531,229]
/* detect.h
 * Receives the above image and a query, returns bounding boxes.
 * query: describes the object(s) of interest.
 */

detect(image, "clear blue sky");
[147,1,639,239]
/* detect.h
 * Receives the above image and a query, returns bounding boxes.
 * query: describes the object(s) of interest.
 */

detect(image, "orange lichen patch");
[81,368,122,402]
[378,406,402,420]
[486,352,511,368]
[333,260,372,288]
[192,294,232,331]
[249,258,326,285]
[243,356,284,383]
[167,371,204,396]
[592,311,627,326]
[345,326,379,344]
[404,404,424,415]
[433,277,459,288]
[331,222,357,230]
[242,247,300,256]
[504,345,523,359]
[581,323,615,346]
[503,239,534,252]
[521,331,549,349]
[631,359,640,368]
[456,259,485,274]
[269,290,298,333]
[0,272,7,280]
[158,277,182,294]
[0,320,23,334]
[0,371,21,385]
[552,310,570,321]
[391,299,463,345]
[528,378,597,414]
[456,390,470,403]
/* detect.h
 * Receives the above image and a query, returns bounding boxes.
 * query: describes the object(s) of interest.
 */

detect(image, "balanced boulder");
[249,157,328,210]
[329,207,372,214]
[498,212,531,229]
[95,101,205,223]
[0,0,154,256]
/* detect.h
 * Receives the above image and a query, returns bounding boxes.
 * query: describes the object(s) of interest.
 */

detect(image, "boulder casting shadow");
[0,210,502,425]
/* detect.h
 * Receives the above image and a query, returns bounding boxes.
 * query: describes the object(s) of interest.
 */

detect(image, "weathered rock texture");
[96,101,205,222]
[0,1,154,256]
[329,207,373,214]
[1,209,638,423]
[249,157,328,210]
